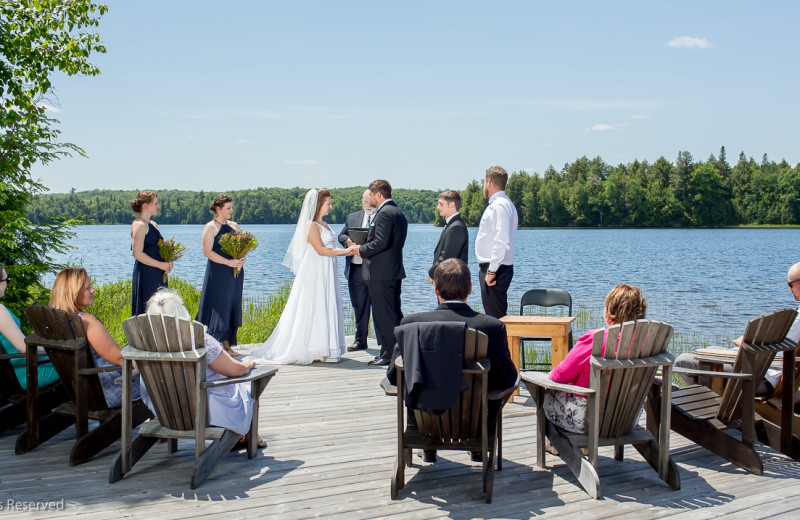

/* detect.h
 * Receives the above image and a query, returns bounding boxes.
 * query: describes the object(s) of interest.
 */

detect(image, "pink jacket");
[549,328,609,389]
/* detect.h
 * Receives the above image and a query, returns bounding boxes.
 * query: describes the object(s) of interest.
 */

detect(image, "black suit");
[428,214,469,279]
[338,210,374,347]
[386,302,518,394]
[359,200,408,359]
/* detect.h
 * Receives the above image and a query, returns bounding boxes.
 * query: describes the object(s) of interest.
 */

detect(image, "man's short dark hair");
[438,189,461,210]
[485,166,508,190]
[434,259,471,301]
[369,179,392,199]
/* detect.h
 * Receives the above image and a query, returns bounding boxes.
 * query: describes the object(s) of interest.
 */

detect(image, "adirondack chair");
[16,306,151,465]
[753,329,800,458]
[391,324,518,504]
[648,308,798,474]
[0,341,66,435]
[521,319,680,499]
[109,314,278,489]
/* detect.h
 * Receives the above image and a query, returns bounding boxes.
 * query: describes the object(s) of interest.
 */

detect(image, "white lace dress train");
[249,223,345,364]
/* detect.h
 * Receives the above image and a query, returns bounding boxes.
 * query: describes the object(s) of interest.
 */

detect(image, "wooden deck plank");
[2,340,800,519]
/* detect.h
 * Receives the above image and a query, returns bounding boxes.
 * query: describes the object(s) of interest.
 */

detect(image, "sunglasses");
[789,279,800,288]
[0,276,9,283]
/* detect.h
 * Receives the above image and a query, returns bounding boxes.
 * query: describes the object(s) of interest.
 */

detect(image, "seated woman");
[50,267,141,408]
[0,263,60,390]
[544,283,647,434]
[144,289,265,446]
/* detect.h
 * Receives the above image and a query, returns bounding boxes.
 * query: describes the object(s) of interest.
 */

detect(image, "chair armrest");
[201,365,278,388]
[673,366,753,380]
[488,373,521,401]
[520,371,596,395]
[78,365,122,376]
[463,358,490,374]
[0,352,25,361]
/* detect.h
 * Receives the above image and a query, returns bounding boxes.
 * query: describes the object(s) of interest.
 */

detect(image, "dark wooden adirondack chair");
[0,340,66,435]
[16,306,151,465]
[391,324,518,503]
[110,314,278,489]
[754,328,800,457]
[649,308,798,474]
[522,319,680,499]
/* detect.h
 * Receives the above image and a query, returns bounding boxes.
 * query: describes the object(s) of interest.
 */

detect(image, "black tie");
[367,215,371,226]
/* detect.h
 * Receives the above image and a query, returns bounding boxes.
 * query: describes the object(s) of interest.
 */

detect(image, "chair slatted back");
[413,328,489,443]
[592,320,673,438]
[24,305,107,410]
[717,309,798,422]
[122,315,204,431]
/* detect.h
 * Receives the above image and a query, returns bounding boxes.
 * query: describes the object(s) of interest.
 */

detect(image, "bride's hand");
[345,245,359,256]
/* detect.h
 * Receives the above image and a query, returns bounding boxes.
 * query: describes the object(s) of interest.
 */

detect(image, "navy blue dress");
[196,223,244,345]
[131,222,167,316]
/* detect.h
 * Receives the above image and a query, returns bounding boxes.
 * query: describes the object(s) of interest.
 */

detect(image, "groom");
[356,179,408,366]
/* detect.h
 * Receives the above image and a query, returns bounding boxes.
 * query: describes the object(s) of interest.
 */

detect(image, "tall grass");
[87,276,281,346]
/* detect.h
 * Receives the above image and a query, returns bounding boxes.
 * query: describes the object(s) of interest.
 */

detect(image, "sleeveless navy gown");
[196,223,244,345]
[131,222,167,316]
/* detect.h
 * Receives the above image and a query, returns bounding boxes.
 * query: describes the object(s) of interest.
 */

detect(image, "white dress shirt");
[475,191,518,271]
[445,212,459,225]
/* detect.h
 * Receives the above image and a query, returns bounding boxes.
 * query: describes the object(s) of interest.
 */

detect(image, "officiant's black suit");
[428,214,469,279]
[359,200,408,360]
[339,209,374,348]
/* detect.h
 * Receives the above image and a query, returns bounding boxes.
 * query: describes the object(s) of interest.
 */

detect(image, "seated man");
[676,261,800,395]
[384,258,518,462]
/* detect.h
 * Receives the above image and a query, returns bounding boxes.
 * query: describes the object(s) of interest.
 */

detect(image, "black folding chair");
[519,289,573,371]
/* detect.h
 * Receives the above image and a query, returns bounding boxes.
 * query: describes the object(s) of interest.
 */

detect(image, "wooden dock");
[2,344,800,519]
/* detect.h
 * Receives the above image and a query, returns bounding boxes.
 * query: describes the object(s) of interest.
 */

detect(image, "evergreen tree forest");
[29,148,800,228]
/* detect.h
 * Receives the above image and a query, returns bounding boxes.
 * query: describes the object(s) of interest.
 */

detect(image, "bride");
[249,189,357,364]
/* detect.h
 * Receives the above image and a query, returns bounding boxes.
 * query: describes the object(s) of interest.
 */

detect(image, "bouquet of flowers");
[157,237,187,283]
[219,230,259,278]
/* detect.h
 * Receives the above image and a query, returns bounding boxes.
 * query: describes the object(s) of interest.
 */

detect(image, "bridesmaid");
[196,194,245,355]
[130,191,172,316]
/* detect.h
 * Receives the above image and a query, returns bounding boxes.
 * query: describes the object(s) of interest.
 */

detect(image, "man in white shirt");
[676,261,800,393]
[474,166,518,319]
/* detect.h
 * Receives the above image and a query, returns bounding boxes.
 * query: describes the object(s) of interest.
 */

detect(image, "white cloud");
[667,36,711,49]
[541,143,554,147]
[237,139,251,144]
[283,160,318,165]
[500,98,660,111]
[630,114,652,119]
[35,102,60,113]
[589,123,613,131]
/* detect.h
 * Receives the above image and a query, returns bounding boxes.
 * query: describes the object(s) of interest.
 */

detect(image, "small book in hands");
[347,227,369,245]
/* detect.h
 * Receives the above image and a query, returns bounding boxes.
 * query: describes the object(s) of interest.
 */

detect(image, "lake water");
[48,225,799,343]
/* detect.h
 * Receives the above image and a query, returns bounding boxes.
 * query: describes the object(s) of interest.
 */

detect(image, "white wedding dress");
[249,221,345,364]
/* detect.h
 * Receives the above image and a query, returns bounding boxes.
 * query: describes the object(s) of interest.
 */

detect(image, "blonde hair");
[130,191,157,213]
[604,283,647,325]
[145,289,191,320]
[50,267,90,314]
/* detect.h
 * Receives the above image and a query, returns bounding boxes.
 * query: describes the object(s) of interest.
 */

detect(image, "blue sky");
[34,1,800,193]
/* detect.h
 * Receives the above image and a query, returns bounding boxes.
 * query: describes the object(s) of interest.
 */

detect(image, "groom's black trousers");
[367,279,403,360]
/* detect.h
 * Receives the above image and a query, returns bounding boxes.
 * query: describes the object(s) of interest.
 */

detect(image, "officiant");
[339,189,379,352]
